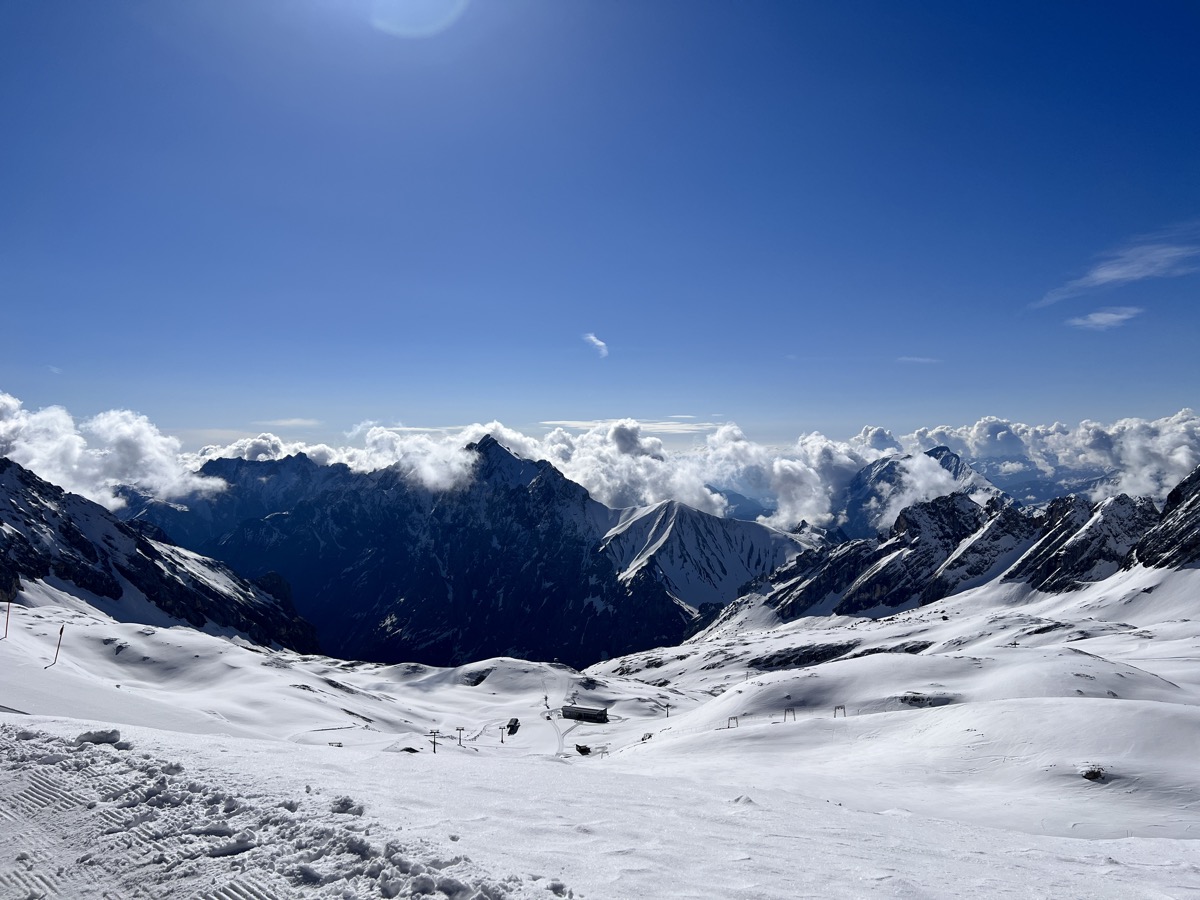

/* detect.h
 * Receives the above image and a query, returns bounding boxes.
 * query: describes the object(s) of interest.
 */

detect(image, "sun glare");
[370,0,470,39]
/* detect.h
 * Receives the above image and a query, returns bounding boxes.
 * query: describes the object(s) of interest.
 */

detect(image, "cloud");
[906,410,1200,501]
[1037,226,1200,307]
[583,333,609,358]
[252,418,322,428]
[873,452,964,532]
[850,426,903,454]
[0,392,223,510]
[897,356,941,364]
[1065,307,1143,330]
[5,390,1199,532]
[47,366,62,375]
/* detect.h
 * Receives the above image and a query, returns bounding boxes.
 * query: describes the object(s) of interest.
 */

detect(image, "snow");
[601,500,802,606]
[4,565,1200,897]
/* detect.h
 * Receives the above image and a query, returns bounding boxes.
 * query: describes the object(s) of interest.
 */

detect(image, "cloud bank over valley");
[2,391,1198,533]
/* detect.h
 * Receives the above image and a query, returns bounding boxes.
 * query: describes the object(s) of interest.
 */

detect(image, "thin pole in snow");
[2,598,10,640]
[456,726,464,747]
[428,730,441,754]
[44,624,64,669]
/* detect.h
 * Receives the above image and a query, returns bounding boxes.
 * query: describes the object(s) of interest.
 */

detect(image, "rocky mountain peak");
[466,434,545,489]
[1129,463,1200,569]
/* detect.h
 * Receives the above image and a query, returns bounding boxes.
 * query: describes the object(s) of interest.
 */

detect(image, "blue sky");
[2,0,1198,449]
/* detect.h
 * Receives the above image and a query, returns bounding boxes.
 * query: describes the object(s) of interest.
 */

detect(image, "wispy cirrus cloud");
[1066,307,1143,330]
[897,356,941,364]
[541,419,721,435]
[253,418,322,428]
[583,333,609,358]
[1036,225,1200,308]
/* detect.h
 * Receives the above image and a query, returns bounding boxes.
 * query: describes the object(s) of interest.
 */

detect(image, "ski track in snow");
[0,724,555,900]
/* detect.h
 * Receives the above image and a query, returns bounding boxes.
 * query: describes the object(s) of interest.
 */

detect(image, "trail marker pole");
[44,625,64,669]
[456,726,464,747]
[664,702,672,718]
[2,598,10,640]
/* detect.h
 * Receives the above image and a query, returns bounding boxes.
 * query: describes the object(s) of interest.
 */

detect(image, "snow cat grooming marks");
[198,877,286,900]
[0,723,561,899]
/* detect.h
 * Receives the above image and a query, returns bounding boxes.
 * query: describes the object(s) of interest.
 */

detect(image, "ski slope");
[3,565,1200,897]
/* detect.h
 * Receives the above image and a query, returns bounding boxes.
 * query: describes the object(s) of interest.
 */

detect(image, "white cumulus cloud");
[4,390,1200,530]
[0,392,224,510]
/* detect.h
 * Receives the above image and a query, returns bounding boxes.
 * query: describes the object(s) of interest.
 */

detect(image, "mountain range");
[116,436,805,666]
[5,436,1199,669]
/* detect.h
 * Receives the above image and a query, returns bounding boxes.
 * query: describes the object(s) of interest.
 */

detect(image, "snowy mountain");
[599,500,803,609]
[0,457,318,652]
[969,456,1113,506]
[1001,493,1160,592]
[705,463,1200,636]
[835,446,1007,539]
[753,492,999,623]
[115,436,805,668]
[1129,461,1200,568]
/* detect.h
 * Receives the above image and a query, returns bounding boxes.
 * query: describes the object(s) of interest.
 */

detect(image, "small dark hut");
[561,705,608,724]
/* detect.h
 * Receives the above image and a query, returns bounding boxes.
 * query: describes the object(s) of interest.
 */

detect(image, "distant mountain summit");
[119,436,805,667]
[834,446,1007,539]
[0,458,318,652]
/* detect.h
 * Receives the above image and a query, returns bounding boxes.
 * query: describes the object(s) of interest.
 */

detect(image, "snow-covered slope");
[600,500,803,609]
[3,559,1200,898]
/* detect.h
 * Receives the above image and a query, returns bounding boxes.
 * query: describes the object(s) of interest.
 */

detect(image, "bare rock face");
[1006,494,1160,592]
[0,458,318,653]
[1128,464,1200,569]
[752,477,1175,626]
[766,492,999,619]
